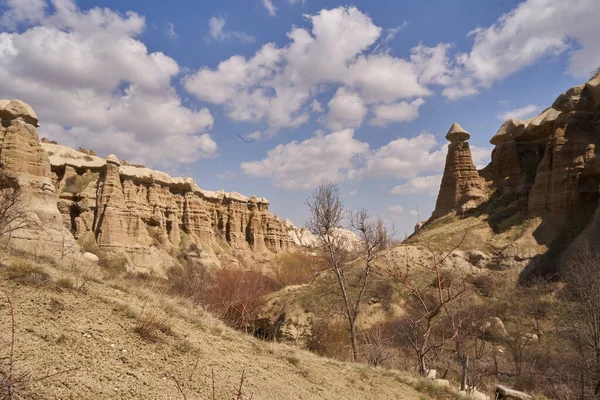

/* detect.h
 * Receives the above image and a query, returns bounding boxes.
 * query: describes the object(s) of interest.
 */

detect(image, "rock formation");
[432,123,486,218]
[43,143,293,273]
[426,73,600,276]
[0,99,78,257]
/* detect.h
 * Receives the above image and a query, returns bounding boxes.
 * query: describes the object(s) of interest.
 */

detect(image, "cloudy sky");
[1,0,598,235]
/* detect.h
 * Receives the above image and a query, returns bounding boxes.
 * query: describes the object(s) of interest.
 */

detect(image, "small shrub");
[167,258,209,303]
[285,355,300,366]
[56,277,74,289]
[134,299,173,342]
[204,267,278,331]
[98,253,128,276]
[272,252,317,287]
[307,320,352,361]
[471,274,496,297]
[6,260,50,286]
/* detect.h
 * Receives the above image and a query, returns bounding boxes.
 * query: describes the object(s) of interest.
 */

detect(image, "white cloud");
[244,131,263,141]
[409,209,419,217]
[347,190,358,196]
[356,133,446,179]
[497,104,540,121]
[370,98,425,126]
[388,205,404,213]
[391,175,442,196]
[310,100,323,113]
[0,0,47,28]
[240,129,369,189]
[165,22,177,39]
[261,0,277,16]
[321,87,368,130]
[0,0,216,168]
[184,6,442,133]
[444,0,600,98]
[208,16,255,43]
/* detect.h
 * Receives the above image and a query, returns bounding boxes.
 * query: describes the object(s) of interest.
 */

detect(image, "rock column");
[432,123,486,218]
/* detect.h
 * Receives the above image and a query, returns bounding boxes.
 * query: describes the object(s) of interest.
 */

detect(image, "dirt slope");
[0,253,432,400]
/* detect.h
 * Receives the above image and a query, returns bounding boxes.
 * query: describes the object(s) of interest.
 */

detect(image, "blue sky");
[0,0,598,235]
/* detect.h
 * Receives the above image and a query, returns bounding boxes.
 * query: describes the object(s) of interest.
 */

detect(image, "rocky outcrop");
[43,143,293,272]
[432,123,486,218]
[0,99,77,258]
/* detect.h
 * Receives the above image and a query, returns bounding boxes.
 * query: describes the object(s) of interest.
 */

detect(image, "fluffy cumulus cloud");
[321,87,368,130]
[391,175,443,196]
[497,104,540,121]
[0,0,216,168]
[370,98,425,126]
[184,6,443,134]
[444,0,600,99]
[240,129,369,189]
[184,0,600,135]
[356,134,447,180]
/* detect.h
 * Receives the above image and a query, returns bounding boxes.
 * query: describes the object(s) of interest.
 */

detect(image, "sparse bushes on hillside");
[204,267,278,331]
[167,258,210,303]
[272,251,319,287]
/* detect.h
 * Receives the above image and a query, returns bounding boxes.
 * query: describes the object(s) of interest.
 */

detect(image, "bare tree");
[563,247,600,398]
[306,181,387,362]
[387,233,468,376]
[0,172,34,247]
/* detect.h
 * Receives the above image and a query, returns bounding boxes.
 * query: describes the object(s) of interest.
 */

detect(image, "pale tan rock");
[0,115,79,259]
[433,123,486,218]
[520,108,560,141]
[0,99,40,127]
[490,119,526,145]
[576,74,600,111]
[45,146,293,274]
[445,122,470,142]
[552,84,584,112]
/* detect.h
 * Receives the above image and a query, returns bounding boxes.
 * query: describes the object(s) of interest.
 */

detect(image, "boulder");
[0,99,40,127]
[576,74,600,112]
[495,385,532,400]
[481,317,507,340]
[552,84,584,112]
[433,379,450,388]
[456,390,489,400]
[520,108,560,141]
[446,122,470,142]
[425,369,437,380]
[83,252,100,263]
[490,119,526,145]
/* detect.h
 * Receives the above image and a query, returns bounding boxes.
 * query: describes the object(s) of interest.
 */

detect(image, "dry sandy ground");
[0,253,435,400]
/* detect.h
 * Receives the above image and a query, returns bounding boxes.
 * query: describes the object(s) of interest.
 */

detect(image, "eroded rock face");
[43,143,293,272]
[0,101,77,257]
[432,123,486,218]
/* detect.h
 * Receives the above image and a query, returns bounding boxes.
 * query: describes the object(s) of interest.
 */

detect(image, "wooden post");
[460,355,469,391]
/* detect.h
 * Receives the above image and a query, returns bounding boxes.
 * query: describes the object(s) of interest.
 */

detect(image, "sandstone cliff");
[41,143,294,272]
[0,99,78,259]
